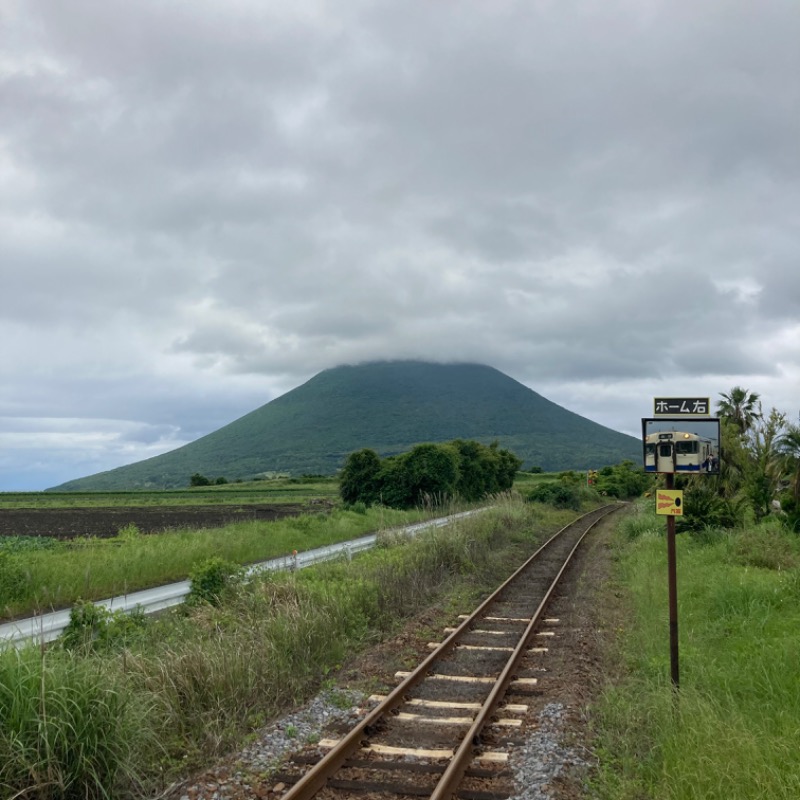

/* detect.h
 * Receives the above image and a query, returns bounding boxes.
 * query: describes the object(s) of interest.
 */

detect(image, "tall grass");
[593,510,800,799]
[0,497,570,799]
[0,648,159,799]
[1,506,431,618]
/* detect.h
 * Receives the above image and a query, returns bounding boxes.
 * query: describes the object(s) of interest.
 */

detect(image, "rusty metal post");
[665,472,679,689]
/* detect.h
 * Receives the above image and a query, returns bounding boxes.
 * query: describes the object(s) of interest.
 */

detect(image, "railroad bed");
[271,504,620,800]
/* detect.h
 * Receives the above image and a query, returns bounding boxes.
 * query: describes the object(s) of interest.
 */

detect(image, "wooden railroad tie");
[427,642,549,654]
[395,671,538,688]
[444,628,556,637]
[458,616,561,624]
[368,695,529,714]
[317,739,508,763]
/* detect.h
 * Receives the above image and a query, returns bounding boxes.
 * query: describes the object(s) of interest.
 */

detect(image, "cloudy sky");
[2,0,799,491]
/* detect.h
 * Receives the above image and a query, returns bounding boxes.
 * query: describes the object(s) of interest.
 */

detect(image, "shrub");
[0,551,26,606]
[594,460,652,499]
[677,479,747,533]
[61,600,112,651]
[61,600,149,652]
[526,481,591,511]
[188,557,244,605]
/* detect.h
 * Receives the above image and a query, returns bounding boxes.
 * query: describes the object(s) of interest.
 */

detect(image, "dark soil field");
[0,503,316,539]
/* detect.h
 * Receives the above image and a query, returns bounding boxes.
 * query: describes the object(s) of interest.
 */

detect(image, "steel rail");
[429,503,618,800]
[280,503,619,800]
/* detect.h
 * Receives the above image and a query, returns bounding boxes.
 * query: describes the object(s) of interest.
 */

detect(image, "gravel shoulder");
[166,508,628,800]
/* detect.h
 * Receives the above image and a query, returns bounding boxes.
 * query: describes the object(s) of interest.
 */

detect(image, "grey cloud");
[1,0,799,489]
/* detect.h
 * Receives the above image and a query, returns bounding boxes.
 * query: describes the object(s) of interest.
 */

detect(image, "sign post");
[643,399,718,691]
[664,473,680,689]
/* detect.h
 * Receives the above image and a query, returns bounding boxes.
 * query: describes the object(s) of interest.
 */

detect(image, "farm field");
[0,473,561,539]
[0,503,309,539]
[0,477,339,538]
[0,476,340,509]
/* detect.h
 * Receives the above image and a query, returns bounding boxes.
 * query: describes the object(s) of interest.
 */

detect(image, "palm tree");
[716,387,762,434]
[778,424,800,502]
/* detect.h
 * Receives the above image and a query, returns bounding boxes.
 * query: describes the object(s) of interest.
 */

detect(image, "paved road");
[0,510,482,648]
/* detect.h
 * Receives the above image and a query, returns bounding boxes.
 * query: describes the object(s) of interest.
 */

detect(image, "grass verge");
[592,503,800,799]
[0,505,433,619]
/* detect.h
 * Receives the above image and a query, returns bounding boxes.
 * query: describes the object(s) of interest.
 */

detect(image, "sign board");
[656,490,683,515]
[653,398,710,417]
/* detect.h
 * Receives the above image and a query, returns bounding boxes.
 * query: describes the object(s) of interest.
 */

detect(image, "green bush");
[676,478,747,532]
[61,601,148,652]
[594,461,652,499]
[526,480,592,511]
[0,551,26,606]
[339,449,383,505]
[187,557,244,605]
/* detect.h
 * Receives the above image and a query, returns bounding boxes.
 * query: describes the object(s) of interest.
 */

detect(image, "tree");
[717,387,762,434]
[403,443,461,506]
[778,424,800,503]
[190,472,211,487]
[339,449,382,506]
[746,407,786,520]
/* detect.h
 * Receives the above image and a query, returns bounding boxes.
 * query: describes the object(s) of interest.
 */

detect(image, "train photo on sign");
[641,418,721,475]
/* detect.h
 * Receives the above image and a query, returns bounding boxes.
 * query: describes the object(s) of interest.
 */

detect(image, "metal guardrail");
[0,510,483,648]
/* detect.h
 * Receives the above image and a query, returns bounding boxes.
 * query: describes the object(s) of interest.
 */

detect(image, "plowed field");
[0,504,309,539]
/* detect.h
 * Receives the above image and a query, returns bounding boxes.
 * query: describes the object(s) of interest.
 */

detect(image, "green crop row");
[0,477,340,509]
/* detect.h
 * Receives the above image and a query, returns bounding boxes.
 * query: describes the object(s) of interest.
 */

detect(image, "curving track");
[273,504,621,800]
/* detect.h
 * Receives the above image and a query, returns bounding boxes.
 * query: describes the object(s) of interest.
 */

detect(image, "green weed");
[593,517,800,799]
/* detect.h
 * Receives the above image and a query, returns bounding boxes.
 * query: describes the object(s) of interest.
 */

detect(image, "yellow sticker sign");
[656,490,683,516]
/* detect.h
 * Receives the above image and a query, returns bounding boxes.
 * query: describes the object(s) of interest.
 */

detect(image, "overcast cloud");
[2,0,799,490]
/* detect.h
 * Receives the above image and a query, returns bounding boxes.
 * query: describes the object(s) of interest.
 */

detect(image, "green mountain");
[50,361,641,490]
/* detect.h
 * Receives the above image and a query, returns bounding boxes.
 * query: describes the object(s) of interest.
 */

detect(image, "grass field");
[593,503,800,799]
[0,504,437,619]
[0,474,568,620]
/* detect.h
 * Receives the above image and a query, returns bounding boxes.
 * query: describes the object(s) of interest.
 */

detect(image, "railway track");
[272,503,621,800]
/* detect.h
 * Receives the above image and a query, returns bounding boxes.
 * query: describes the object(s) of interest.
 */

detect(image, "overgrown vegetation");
[664,386,800,533]
[594,501,800,799]
[0,505,431,619]
[339,439,522,509]
[0,497,574,799]
[592,385,800,797]
[524,461,651,510]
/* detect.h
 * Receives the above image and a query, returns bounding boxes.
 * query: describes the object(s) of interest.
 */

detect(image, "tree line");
[679,386,800,531]
[339,440,522,509]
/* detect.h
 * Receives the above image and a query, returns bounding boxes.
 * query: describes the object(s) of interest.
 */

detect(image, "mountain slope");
[50,361,641,490]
